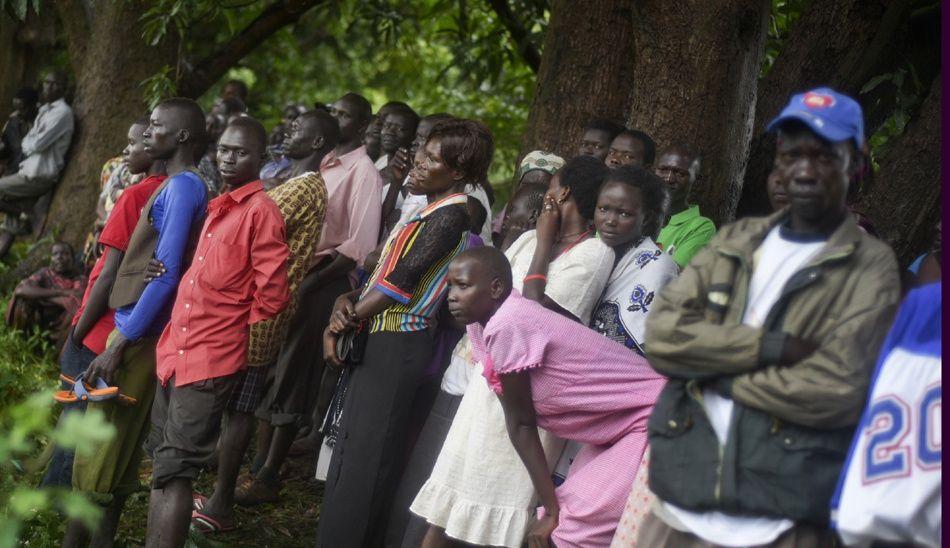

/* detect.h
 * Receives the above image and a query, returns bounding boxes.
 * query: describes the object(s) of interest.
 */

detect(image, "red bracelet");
[524,274,547,283]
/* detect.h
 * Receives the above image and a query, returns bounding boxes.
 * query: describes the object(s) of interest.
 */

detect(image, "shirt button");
[206,233,212,238]
[198,256,204,261]
[181,327,187,332]
[190,280,194,284]
[178,350,184,355]
[185,303,191,309]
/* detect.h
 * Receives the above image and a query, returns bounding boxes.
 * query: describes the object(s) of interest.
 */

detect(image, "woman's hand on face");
[526,513,558,548]
[534,195,561,247]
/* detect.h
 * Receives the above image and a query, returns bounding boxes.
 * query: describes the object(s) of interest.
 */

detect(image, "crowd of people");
[0,70,940,547]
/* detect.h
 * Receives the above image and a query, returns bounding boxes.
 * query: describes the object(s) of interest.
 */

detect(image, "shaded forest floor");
[115,452,324,547]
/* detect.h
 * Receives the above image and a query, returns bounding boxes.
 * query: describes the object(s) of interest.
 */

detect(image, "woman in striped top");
[316,119,494,547]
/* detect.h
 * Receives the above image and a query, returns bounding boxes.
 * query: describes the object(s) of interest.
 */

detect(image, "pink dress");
[469,291,666,548]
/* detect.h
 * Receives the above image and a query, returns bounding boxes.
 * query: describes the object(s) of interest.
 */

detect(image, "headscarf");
[517,150,565,181]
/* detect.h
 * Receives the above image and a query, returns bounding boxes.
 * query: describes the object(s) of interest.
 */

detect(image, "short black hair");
[340,92,373,126]
[15,87,38,108]
[422,113,453,124]
[466,196,487,235]
[156,97,207,150]
[299,109,341,150]
[225,116,267,153]
[454,246,513,292]
[615,129,657,166]
[426,119,494,186]
[386,103,420,131]
[378,101,411,120]
[604,165,667,237]
[225,79,249,100]
[51,240,74,254]
[132,116,150,128]
[583,118,624,141]
[559,155,610,220]
[658,142,702,181]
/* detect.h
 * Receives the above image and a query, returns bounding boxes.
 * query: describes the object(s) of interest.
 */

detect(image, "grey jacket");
[644,211,900,523]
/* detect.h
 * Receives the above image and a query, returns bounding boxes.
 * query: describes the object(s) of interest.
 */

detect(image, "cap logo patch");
[803,92,835,109]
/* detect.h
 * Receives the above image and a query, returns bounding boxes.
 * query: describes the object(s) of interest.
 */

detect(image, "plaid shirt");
[245,171,328,365]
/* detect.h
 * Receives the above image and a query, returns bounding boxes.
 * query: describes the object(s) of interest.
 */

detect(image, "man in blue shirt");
[63,98,209,548]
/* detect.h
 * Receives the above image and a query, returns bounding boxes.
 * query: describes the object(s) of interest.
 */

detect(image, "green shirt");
[657,204,716,268]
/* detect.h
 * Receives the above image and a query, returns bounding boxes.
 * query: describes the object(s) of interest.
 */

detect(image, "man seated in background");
[6,241,84,346]
[0,86,39,175]
[0,71,75,259]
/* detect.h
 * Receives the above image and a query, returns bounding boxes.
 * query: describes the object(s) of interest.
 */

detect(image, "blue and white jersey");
[832,282,942,547]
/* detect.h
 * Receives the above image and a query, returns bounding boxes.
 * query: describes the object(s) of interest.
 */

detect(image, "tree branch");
[177,0,328,98]
[485,0,542,73]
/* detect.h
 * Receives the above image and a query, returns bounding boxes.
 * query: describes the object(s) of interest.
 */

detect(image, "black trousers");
[317,330,433,548]
[256,273,351,427]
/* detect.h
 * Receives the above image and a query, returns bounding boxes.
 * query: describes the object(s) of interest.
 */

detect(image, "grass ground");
[2,241,326,547]
[114,444,324,548]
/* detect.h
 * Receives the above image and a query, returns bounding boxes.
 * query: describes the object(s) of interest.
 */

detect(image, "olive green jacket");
[644,210,900,522]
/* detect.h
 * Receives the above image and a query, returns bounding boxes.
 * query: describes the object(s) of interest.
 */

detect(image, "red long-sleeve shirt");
[156,180,290,387]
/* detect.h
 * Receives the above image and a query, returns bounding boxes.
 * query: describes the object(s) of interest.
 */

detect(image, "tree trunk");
[518,0,637,161]
[0,8,58,125]
[736,0,914,217]
[627,0,770,226]
[857,76,941,267]
[39,2,178,254]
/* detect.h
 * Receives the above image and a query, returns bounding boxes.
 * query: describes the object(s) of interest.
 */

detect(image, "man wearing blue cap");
[637,88,900,546]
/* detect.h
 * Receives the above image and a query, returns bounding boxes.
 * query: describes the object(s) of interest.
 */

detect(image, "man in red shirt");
[42,118,166,488]
[144,117,290,547]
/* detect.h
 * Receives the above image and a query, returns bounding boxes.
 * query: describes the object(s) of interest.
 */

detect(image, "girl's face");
[594,181,646,249]
[122,123,152,175]
[408,137,462,196]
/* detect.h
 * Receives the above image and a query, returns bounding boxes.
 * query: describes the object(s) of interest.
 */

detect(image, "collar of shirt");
[38,98,67,114]
[320,145,369,171]
[409,193,468,222]
[668,204,701,227]
[209,179,264,215]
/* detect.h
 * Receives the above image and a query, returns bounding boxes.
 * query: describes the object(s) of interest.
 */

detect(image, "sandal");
[55,373,136,405]
[54,373,119,403]
[234,477,281,506]
[193,493,209,511]
[191,510,237,534]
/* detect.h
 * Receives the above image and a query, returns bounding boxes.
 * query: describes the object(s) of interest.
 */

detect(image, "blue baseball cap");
[766,87,865,147]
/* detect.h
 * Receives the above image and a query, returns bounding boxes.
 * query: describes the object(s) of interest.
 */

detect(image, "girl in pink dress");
[443,247,667,548]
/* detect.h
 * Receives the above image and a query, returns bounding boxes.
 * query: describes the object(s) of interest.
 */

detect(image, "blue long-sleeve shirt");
[114,171,207,341]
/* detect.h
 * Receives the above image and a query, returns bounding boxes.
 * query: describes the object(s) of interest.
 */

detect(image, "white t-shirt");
[663,224,827,546]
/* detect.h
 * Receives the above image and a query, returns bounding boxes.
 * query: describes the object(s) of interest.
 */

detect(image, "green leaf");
[860,73,892,94]
[51,408,116,456]
[7,487,48,517]
[58,491,103,530]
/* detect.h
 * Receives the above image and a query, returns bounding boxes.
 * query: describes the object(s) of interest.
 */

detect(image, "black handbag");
[335,319,369,366]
